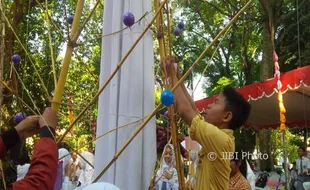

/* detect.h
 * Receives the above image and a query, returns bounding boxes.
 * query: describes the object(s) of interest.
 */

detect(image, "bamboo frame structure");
[57,0,169,143]
[92,0,254,183]
[0,80,38,115]
[44,0,57,88]
[0,7,49,98]
[154,0,185,189]
[51,0,85,112]
[0,160,6,189]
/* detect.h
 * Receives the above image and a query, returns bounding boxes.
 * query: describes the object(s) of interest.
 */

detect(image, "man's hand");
[39,108,58,129]
[161,56,178,78]
[14,116,40,140]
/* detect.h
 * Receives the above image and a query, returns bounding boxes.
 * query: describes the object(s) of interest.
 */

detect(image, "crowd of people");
[2,57,254,189]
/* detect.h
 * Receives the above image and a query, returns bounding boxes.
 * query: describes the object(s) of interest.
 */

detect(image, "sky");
[192,75,207,101]
[60,42,207,102]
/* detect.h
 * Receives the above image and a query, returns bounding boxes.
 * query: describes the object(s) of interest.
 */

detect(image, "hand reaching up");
[15,116,40,140]
[39,108,58,129]
[161,56,179,77]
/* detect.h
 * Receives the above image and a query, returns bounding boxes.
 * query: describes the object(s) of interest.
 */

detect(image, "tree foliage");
[1,0,309,183]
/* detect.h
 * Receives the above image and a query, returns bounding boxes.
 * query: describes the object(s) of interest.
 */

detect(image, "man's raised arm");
[163,57,197,126]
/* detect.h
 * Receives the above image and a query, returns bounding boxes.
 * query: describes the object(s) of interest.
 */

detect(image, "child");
[162,57,251,189]
[155,144,179,190]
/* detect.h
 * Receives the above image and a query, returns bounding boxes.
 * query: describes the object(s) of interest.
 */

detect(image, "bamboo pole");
[169,68,186,189]
[155,0,185,188]
[0,0,4,133]
[0,7,49,98]
[0,4,5,188]
[45,0,57,88]
[61,109,165,153]
[72,0,100,41]
[51,0,85,112]
[0,80,38,115]
[165,2,172,57]
[57,0,169,143]
[0,160,6,189]
[92,0,254,183]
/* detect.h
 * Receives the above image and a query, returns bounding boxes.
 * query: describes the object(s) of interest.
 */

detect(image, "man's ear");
[223,111,233,123]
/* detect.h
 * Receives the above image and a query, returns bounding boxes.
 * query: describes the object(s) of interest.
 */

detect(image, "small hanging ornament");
[274,51,286,132]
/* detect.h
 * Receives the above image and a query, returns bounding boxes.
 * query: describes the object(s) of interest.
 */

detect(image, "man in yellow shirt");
[163,57,251,189]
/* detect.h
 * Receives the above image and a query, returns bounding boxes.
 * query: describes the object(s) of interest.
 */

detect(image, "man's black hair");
[222,85,251,130]
[17,151,30,165]
[299,146,306,152]
[231,151,247,178]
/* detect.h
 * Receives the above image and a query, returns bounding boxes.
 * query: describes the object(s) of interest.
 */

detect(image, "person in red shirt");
[0,108,58,190]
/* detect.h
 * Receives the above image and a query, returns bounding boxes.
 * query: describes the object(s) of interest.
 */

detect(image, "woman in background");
[155,144,179,190]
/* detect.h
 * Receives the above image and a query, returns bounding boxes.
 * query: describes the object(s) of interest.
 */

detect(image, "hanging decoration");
[68,92,74,136]
[273,51,286,132]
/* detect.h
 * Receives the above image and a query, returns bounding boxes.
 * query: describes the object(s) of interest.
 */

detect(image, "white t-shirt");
[16,164,30,181]
[296,156,310,175]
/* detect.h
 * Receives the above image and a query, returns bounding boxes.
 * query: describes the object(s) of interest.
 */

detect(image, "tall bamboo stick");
[0,7,5,189]
[57,0,169,143]
[0,7,49,98]
[92,0,254,183]
[45,0,57,88]
[154,0,185,188]
[51,0,85,112]
[0,0,4,133]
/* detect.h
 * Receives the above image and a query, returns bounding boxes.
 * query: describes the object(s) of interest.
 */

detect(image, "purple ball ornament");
[12,54,21,64]
[178,20,185,30]
[174,27,182,36]
[161,90,174,107]
[164,110,169,117]
[67,15,74,24]
[14,112,27,124]
[123,12,135,27]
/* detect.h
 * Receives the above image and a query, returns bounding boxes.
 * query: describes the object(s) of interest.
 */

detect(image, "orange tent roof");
[195,65,310,130]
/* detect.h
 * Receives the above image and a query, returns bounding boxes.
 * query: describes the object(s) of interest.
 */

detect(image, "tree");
[169,0,310,171]
[0,0,102,185]
[257,0,309,171]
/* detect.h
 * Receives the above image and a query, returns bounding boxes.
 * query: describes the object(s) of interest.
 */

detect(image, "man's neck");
[230,171,240,178]
[218,123,230,130]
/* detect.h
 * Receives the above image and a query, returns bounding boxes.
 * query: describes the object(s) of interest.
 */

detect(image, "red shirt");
[0,137,58,190]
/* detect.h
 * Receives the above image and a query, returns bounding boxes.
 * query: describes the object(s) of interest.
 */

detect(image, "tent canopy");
[195,65,310,130]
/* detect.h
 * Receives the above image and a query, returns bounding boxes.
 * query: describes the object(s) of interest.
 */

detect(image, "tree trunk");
[0,0,4,133]
[258,12,275,172]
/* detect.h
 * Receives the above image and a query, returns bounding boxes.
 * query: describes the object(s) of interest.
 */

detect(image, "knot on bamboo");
[156,26,164,39]
[67,40,78,48]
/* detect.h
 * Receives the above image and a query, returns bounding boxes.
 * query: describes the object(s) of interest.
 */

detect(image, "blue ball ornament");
[178,20,185,30]
[161,90,174,106]
[174,27,182,36]
[67,15,74,24]
[164,110,169,117]
[12,54,21,64]
[14,112,27,124]
[123,12,135,27]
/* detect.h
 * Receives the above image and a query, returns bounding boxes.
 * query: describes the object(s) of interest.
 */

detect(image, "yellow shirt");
[190,115,235,190]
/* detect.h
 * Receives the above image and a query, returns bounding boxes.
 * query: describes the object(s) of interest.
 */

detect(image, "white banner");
[94,0,156,189]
